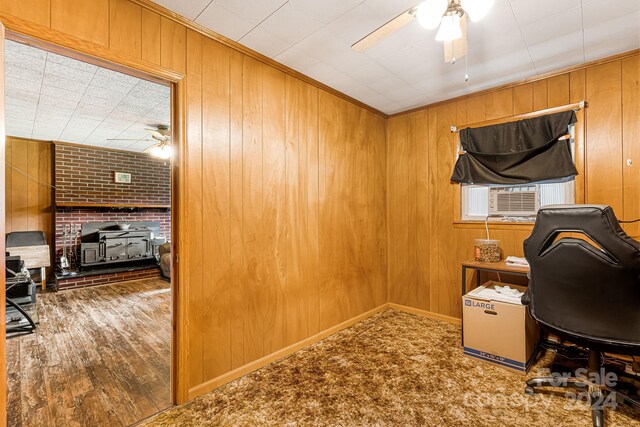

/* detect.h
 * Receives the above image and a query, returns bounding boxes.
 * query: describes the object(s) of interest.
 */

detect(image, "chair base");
[525,350,640,427]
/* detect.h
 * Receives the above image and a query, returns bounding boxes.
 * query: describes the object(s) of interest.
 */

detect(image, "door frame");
[0,13,189,410]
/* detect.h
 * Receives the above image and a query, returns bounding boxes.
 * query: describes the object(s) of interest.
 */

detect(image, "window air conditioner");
[488,186,539,217]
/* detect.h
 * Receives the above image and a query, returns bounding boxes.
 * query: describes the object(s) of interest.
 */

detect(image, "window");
[460,124,576,222]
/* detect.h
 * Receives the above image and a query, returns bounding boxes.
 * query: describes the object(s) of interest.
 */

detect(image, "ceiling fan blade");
[145,129,169,139]
[351,6,417,52]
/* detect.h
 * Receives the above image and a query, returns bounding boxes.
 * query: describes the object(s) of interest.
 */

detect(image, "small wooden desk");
[461,259,529,295]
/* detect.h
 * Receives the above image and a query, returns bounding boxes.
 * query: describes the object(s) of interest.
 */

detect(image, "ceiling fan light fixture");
[460,0,494,22]
[150,143,172,159]
[416,0,448,30]
[436,13,462,42]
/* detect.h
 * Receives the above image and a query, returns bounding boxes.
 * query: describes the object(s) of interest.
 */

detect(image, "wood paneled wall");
[184,32,386,391]
[0,0,387,405]
[4,137,54,276]
[387,53,640,319]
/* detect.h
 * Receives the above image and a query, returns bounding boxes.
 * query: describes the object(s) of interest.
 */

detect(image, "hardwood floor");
[6,278,171,427]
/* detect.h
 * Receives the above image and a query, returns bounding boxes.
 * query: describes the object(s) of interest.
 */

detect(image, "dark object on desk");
[522,204,640,427]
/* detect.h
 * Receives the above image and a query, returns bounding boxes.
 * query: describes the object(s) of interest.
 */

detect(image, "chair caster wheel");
[525,386,535,396]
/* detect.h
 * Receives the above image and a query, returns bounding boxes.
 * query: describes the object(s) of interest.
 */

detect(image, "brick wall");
[54,208,171,263]
[55,143,170,206]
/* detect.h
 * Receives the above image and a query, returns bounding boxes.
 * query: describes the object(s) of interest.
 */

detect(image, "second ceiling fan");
[352,0,494,64]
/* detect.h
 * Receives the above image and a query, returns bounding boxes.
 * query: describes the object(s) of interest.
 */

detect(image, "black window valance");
[450,110,578,185]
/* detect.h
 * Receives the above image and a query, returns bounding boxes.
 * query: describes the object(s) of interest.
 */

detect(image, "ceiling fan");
[352,0,493,65]
[107,124,172,159]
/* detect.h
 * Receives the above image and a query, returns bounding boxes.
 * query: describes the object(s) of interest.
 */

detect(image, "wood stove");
[80,221,161,268]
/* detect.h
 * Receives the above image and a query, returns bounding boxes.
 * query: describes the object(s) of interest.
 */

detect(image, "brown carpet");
[143,309,640,426]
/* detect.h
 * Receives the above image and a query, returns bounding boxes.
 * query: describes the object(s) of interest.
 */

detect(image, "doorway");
[3,35,177,426]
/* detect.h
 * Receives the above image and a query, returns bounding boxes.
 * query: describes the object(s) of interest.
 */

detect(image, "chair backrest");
[524,204,640,348]
[6,231,47,247]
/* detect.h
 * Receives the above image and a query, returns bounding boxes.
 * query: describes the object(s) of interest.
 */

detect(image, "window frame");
[458,121,577,223]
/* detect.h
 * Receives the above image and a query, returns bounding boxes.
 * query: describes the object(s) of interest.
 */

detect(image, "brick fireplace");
[53,143,171,290]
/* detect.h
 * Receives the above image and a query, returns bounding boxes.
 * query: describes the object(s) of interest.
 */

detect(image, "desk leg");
[41,267,46,291]
[462,266,466,296]
[461,266,466,347]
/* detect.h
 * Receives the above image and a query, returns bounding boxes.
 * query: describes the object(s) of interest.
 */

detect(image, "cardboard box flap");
[466,282,526,305]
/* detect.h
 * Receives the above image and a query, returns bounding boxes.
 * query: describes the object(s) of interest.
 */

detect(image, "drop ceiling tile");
[47,52,98,73]
[90,74,136,93]
[150,0,211,20]
[214,0,288,25]
[365,0,420,19]
[195,4,256,40]
[480,48,536,77]
[5,40,47,60]
[582,0,640,27]
[520,8,583,47]
[326,4,383,45]
[364,32,411,60]
[528,31,585,73]
[41,85,84,103]
[326,48,372,74]
[6,67,44,85]
[349,61,393,85]
[95,67,140,85]
[509,0,582,27]
[251,2,325,46]
[39,95,79,110]
[43,74,89,94]
[44,61,95,85]
[6,87,40,103]
[274,45,322,73]
[368,74,411,94]
[292,28,348,63]
[584,29,640,62]
[303,62,343,85]
[240,29,291,57]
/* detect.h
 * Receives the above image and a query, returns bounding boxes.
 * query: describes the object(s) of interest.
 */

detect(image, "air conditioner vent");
[489,186,539,216]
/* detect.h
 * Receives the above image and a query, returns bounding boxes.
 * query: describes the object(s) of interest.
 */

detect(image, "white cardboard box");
[462,282,539,373]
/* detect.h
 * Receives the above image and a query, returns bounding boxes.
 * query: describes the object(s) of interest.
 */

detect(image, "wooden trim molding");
[1,13,183,84]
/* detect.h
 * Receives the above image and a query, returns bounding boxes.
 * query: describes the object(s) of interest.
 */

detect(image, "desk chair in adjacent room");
[523,205,640,427]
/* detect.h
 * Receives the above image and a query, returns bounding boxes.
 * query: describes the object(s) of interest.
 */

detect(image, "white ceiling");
[4,40,171,152]
[152,0,640,114]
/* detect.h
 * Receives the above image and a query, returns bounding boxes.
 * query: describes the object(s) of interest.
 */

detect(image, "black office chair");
[523,204,640,427]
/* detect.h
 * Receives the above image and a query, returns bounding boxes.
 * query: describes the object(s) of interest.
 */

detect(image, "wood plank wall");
[0,0,387,404]
[387,53,640,319]
[184,33,387,389]
[4,137,54,277]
